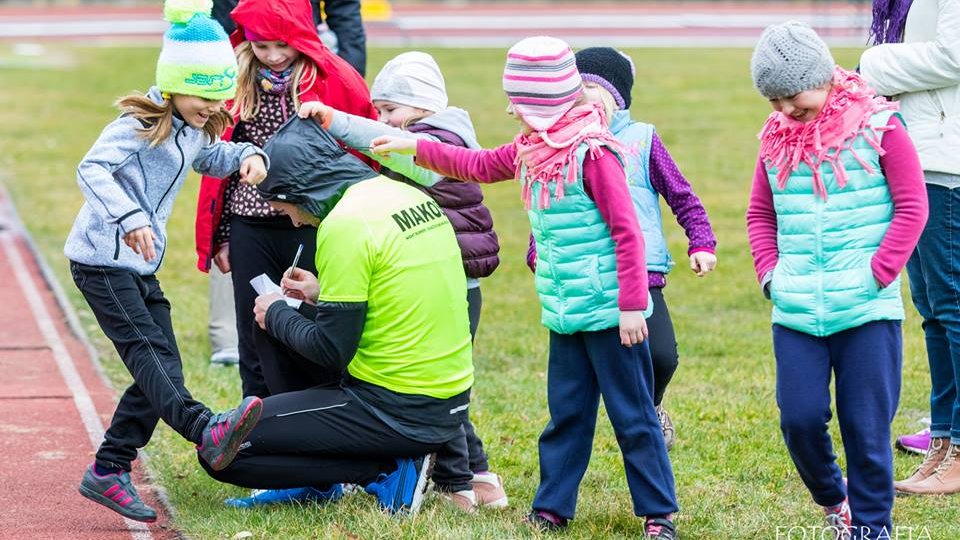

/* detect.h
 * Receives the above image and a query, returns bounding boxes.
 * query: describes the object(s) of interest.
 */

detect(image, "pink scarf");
[513,102,623,210]
[758,67,899,200]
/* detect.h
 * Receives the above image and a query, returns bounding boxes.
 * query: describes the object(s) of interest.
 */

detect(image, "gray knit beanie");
[751,21,835,99]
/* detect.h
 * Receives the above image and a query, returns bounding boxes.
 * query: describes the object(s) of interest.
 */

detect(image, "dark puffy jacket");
[404,123,500,279]
[257,117,378,219]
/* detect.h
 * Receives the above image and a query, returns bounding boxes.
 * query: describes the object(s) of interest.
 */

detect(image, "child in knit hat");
[370,36,679,538]
[526,47,718,452]
[67,0,269,523]
[194,0,377,401]
[746,21,927,539]
[296,50,505,514]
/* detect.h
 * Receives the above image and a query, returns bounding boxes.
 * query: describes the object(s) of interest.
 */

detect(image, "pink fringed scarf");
[514,102,623,210]
[758,67,899,200]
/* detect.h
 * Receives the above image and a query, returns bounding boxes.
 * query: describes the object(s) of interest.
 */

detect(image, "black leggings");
[648,287,679,406]
[200,386,444,489]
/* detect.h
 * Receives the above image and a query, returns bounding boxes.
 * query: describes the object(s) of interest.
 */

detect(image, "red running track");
[0,185,178,540]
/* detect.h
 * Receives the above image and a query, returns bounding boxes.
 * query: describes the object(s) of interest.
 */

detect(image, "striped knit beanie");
[503,36,582,132]
[156,0,238,101]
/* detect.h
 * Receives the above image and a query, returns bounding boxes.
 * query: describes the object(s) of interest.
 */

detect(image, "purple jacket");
[403,123,500,279]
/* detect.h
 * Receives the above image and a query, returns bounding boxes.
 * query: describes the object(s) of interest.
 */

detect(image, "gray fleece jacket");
[64,87,267,275]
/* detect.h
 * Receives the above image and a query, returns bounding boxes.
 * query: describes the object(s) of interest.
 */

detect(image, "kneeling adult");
[199,118,474,515]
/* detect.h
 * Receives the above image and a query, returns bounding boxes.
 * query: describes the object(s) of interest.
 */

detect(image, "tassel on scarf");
[513,102,623,210]
[758,67,898,201]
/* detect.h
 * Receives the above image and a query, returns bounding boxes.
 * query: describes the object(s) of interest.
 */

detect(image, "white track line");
[0,229,153,540]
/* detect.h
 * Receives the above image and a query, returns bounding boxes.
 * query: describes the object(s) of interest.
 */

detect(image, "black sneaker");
[645,516,677,540]
[525,509,568,531]
[78,464,157,523]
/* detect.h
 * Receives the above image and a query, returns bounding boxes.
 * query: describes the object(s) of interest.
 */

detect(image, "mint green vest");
[527,143,653,334]
[768,110,904,337]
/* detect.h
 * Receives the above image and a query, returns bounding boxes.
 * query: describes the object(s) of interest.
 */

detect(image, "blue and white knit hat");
[502,36,582,132]
[156,0,238,101]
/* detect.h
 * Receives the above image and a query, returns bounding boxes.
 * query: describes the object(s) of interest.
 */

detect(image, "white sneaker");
[210,348,239,365]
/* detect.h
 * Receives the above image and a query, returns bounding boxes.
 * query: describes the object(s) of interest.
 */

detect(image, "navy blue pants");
[773,321,902,540]
[533,327,677,519]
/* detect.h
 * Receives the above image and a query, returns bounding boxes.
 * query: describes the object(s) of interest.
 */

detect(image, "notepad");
[249,274,302,309]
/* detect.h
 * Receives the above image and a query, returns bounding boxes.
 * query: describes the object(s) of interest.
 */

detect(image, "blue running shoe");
[364,454,435,515]
[225,484,344,508]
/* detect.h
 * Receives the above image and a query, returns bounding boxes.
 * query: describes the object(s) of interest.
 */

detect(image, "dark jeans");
[773,321,901,540]
[533,327,677,519]
[70,262,212,471]
[200,386,443,488]
[648,287,679,406]
[228,215,317,399]
[906,183,960,444]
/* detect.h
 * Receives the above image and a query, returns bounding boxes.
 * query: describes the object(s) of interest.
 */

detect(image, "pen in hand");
[286,243,304,279]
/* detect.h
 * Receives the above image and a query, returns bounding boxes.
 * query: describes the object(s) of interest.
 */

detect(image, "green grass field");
[1,43,958,539]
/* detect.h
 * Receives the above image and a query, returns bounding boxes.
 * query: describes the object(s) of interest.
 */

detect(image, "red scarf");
[758,67,899,200]
[514,102,623,210]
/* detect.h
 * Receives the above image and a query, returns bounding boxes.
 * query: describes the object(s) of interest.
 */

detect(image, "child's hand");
[619,310,649,346]
[213,243,230,273]
[254,292,286,329]
[239,155,267,185]
[370,136,416,156]
[690,251,717,277]
[124,226,156,262]
[299,101,332,124]
[281,267,320,305]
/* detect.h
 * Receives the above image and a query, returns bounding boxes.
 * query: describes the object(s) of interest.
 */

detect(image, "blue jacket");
[64,87,266,275]
[610,110,674,274]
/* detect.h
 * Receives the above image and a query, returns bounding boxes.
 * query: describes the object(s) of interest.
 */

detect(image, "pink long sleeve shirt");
[416,139,649,311]
[746,116,928,290]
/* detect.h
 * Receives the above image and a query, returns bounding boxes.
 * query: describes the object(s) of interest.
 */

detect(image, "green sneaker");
[197,396,263,471]
[78,464,157,523]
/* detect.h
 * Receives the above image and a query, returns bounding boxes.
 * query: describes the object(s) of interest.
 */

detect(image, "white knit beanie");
[751,21,835,99]
[370,51,448,112]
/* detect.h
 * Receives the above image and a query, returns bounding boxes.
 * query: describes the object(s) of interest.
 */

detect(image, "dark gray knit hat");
[575,47,634,110]
[751,21,835,99]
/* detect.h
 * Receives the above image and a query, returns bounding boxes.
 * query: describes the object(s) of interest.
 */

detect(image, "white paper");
[249,273,302,308]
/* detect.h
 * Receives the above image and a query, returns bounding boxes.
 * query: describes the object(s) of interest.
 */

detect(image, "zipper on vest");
[815,199,825,336]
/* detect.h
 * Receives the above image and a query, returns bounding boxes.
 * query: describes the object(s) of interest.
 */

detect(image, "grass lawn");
[1,43,958,539]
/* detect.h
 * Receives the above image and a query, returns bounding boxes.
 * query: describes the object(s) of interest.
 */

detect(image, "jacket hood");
[229,0,369,103]
[145,86,185,129]
[416,107,480,149]
[258,117,378,221]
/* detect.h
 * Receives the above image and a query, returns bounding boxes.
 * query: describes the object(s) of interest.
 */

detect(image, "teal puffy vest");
[527,143,653,334]
[610,111,674,274]
[768,110,904,337]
